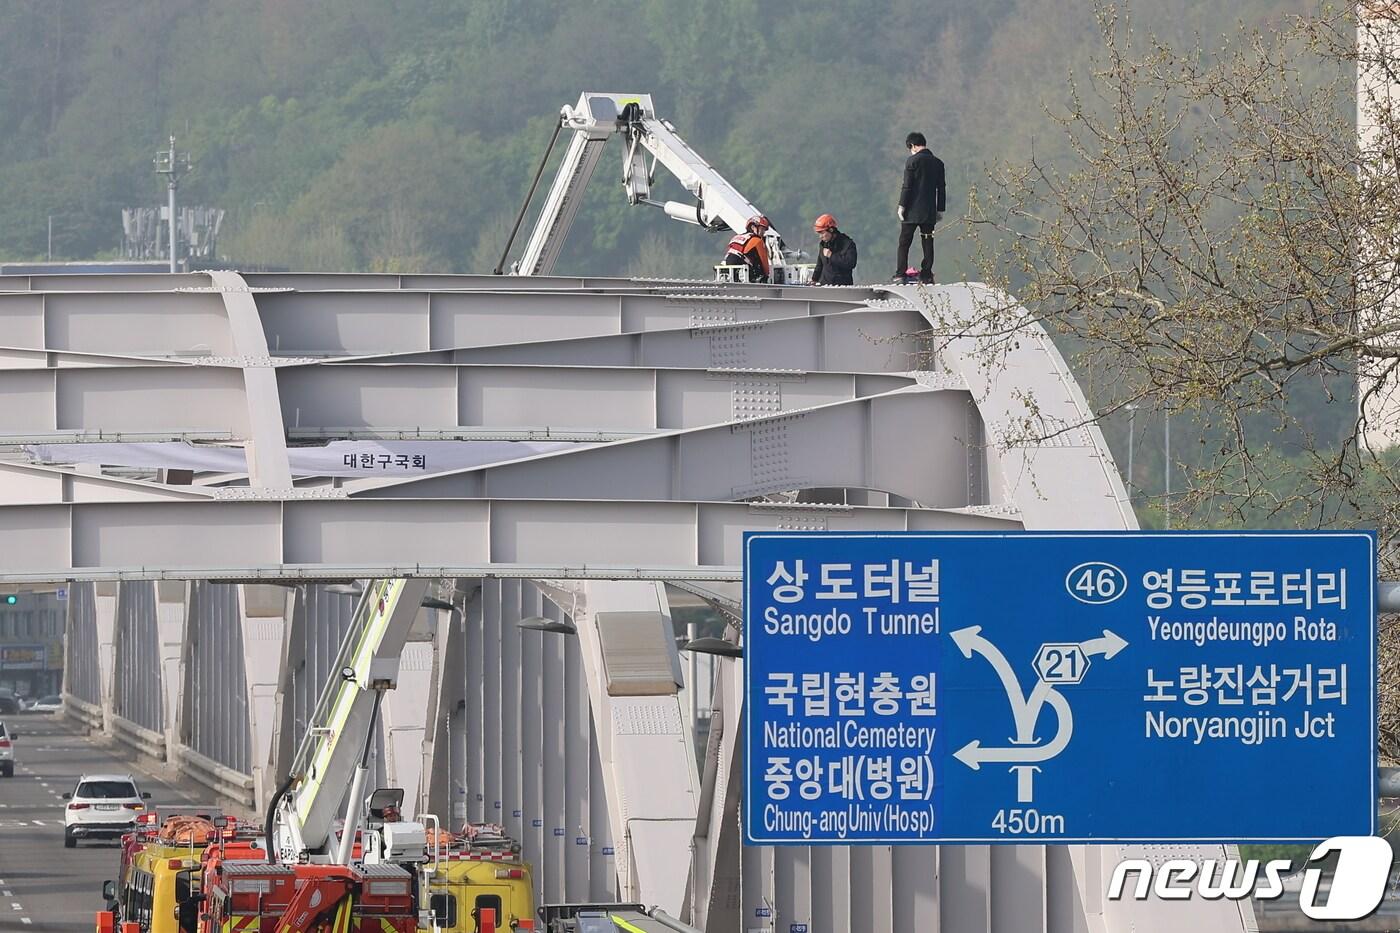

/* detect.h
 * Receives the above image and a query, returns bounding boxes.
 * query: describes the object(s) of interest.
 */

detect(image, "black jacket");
[900,148,946,224]
[811,230,857,285]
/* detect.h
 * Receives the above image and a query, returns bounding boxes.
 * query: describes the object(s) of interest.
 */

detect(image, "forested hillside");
[0,0,1308,278]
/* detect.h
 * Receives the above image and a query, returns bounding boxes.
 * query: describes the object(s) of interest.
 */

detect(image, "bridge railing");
[110,714,167,761]
[176,745,254,808]
[62,692,103,732]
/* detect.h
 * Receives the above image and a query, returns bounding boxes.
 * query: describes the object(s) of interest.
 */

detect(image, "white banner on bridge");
[25,440,584,477]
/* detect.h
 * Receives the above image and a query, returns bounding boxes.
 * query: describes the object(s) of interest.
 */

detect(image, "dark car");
[0,696,19,716]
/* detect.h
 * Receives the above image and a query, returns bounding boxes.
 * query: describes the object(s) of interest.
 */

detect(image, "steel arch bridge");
[0,270,1252,933]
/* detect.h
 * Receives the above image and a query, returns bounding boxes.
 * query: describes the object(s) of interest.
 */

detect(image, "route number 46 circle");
[1065,561,1127,605]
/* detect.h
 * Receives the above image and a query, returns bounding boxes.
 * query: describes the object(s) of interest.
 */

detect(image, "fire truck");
[100,808,234,933]
[264,579,535,931]
[194,850,416,933]
[422,823,536,932]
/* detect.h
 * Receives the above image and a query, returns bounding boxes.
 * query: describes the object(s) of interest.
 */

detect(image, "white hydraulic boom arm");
[270,578,430,864]
[507,92,807,281]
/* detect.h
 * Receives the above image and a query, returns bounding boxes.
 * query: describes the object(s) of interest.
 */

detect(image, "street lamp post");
[1124,404,1138,501]
[153,136,191,274]
[1164,409,1172,530]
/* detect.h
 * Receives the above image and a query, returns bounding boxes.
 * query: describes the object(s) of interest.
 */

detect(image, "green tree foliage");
[0,0,1302,274]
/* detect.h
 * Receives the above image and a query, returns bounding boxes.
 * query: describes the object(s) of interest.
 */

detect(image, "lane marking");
[29,820,42,826]
[21,918,31,925]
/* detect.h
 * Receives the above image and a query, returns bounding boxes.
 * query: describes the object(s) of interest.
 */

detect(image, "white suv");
[0,720,13,777]
[63,774,151,847]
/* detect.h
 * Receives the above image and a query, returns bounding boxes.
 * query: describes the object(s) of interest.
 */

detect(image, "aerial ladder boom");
[272,578,430,864]
[632,107,766,236]
[511,93,808,282]
[516,107,613,277]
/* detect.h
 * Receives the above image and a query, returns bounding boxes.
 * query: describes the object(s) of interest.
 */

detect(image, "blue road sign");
[744,531,1375,845]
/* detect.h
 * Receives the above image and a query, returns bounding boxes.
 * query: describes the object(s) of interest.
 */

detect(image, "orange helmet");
[813,213,838,233]
[746,215,770,234]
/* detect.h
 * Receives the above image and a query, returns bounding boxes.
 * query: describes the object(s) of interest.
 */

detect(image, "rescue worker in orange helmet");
[809,214,857,286]
[720,215,773,283]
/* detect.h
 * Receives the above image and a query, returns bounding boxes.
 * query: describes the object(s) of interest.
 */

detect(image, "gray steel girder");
[0,493,1016,583]
[207,270,293,488]
[344,388,975,505]
[356,308,930,373]
[0,287,862,359]
[1,269,883,298]
[0,363,918,442]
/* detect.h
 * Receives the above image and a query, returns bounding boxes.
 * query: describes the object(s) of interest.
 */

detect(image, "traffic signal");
[3,595,15,605]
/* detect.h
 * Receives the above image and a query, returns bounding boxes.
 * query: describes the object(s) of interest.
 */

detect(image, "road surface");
[0,716,199,932]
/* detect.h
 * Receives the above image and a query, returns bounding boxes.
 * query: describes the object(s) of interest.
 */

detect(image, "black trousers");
[896,221,936,277]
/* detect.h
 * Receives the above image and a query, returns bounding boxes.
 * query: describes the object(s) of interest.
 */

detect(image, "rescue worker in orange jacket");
[720,215,773,283]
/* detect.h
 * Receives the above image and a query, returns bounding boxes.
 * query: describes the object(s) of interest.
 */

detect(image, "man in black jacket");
[810,213,857,285]
[894,131,946,284]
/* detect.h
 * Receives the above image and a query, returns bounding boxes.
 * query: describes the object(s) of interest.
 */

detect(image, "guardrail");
[1254,895,1400,932]
[175,746,254,808]
[110,715,167,761]
[62,693,103,732]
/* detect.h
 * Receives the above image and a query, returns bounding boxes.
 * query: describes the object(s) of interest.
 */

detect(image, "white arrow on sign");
[953,689,1073,771]
[1081,629,1129,660]
[1022,628,1129,736]
[950,625,1034,737]
[950,625,1127,779]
